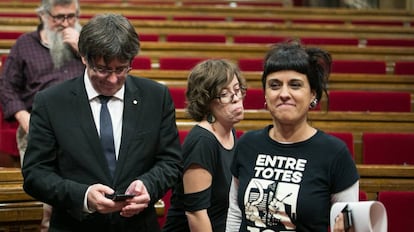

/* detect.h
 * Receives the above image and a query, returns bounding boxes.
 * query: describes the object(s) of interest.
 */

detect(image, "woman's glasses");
[216,87,246,104]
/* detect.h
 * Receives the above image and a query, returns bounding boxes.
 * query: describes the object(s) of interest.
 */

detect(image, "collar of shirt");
[83,69,125,102]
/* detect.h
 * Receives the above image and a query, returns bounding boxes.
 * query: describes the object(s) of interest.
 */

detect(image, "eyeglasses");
[91,65,132,77]
[216,87,246,104]
[46,10,78,24]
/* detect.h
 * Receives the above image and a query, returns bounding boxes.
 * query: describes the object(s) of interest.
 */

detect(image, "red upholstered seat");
[0,31,24,39]
[159,57,206,70]
[232,17,283,23]
[157,189,172,228]
[168,87,186,109]
[394,61,414,75]
[0,129,19,157]
[300,37,359,46]
[244,88,265,110]
[327,132,354,158]
[377,191,414,232]
[0,105,19,157]
[131,56,152,70]
[166,34,226,43]
[238,58,263,72]
[359,190,368,201]
[125,15,166,21]
[331,60,387,74]
[362,132,414,165]
[328,90,411,112]
[366,38,414,47]
[0,12,38,18]
[172,16,226,22]
[233,35,288,44]
[139,34,160,42]
[178,130,189,144]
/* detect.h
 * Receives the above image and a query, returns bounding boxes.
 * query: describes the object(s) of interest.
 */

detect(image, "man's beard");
[45,22,82,69]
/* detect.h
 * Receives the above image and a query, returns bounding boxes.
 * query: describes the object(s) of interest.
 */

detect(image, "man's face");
[44,2,78,32]
[42,3,81,69]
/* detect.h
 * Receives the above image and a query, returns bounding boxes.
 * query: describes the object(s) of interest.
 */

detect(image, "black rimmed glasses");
[216,87,246,104]
[46,10,78,24]
[91,65,132,77]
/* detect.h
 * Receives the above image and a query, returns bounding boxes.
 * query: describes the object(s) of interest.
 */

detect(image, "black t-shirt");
[232,126,359,232]
[163,125,236,232]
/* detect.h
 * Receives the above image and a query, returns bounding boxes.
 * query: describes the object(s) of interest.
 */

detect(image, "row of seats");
[3,54,413,75]
[130,56,414,75]
[170,87,412,112]
[2,30,414,48]
[1,10,413,27]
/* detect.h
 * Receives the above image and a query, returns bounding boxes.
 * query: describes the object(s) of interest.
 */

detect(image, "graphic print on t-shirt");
[244,153,307,231]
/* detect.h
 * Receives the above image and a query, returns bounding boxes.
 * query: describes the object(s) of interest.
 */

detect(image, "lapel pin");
[133,100,138,105]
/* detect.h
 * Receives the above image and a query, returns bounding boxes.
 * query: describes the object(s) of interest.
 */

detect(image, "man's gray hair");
[36,0,80,15]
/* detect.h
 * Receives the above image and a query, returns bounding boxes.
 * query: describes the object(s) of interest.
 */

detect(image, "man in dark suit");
[22,13,182,232]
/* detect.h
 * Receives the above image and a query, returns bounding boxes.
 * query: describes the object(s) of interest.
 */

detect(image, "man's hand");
[87,184,128,214]
[120,180,151,217]
[61,27,80,52]
[14,110,30,133]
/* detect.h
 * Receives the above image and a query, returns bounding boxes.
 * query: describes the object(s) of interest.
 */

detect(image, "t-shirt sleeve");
[331,145,360,194]
[182,134,219,175]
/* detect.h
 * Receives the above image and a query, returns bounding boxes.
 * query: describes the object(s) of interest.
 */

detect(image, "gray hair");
[36,0,80,15]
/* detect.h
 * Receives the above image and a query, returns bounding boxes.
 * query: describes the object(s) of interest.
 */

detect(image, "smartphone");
[105,193,135,201]
[341,204,353,231]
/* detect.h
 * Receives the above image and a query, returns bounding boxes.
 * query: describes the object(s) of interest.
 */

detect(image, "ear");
[311,90,317,101]
[80,56,87,65]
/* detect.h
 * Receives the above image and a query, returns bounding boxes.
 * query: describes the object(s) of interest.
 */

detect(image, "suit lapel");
[70,77,112,180]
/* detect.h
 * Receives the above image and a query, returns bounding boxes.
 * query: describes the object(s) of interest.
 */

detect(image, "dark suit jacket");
[22,75,182,232]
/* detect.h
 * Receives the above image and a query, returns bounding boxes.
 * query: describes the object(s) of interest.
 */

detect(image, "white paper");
[330,201,387,232]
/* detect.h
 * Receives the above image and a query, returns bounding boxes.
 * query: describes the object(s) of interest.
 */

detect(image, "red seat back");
[331,60,387,74]
[166,34,226,43]
[233,17,283,23]
[328,90,411,112]
[378,191,414,232]
[244,88,265,110]
[168,87,186,109]
[172,16,226,21]
[301,37,359,46]
[394,61,414,75]
[362,132,414,165]
[131,56,152,70]
[366,38,414,47]
[159,57,206,70]
[233,35,288,44]
[238,58,263,72]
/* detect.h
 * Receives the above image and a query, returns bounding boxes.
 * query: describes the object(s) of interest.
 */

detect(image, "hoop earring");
[207,114,216,124]
[309,99,318,109]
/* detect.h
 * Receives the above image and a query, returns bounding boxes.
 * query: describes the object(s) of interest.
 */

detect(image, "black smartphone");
[105,193,135,201]
[341,204,353,231]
